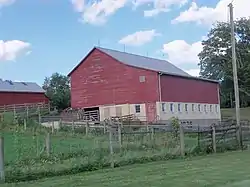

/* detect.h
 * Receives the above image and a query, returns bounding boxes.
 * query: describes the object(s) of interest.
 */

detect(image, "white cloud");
[185,68,200,77]
[0,0,15,7]
[141,0,188,17]
[71,0,85,12]
[71,0,128,25]
[172,0,250,26]
[71,0,189,25]
[119,29,161,46]
[162,39,202,65]
[0,40,31,61]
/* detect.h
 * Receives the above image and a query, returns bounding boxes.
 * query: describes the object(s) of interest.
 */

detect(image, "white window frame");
[185,104,188,112]
[215,105,218,113]
[161,103,166,112]
[170,103,174,112]
[139,76,146,83]
[178,103,181,112]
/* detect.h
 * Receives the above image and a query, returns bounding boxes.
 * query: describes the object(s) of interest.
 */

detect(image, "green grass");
[0,123,240,183]
[221,107,250,120]
[2,128,199,165]
[0,127,203,183]
[3,150,250,187]
[1,130,109,164]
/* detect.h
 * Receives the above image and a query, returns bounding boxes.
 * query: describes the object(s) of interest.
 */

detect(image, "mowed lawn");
[4,150,250,187]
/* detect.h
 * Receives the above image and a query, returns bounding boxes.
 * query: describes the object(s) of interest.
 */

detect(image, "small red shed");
[68,47,221,122]
[0,79,49,106]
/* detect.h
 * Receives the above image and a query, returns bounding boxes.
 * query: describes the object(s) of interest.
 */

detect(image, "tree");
[42,73,70,111]
[198,18,250,108]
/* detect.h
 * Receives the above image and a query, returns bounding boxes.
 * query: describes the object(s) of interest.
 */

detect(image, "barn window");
[139,76,145,82]
[192,104,195,111]
[170,103,174,112]
[215,105,218,113]
[185,104,188,112]
[198,104,201,112]
[178,104,181,112]
[135,105,141,113]
[210,105,212,112]
[161,103,166,112]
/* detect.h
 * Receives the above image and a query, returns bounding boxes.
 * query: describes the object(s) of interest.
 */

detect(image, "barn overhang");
[158,71,219,84]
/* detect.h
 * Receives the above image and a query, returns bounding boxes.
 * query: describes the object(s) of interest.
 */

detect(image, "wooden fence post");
[118,123,122,149]
[24,119,27,130]
[103,122,106,134]
[13,104,16,118]
[58,119,62,129]
[38,107,41,125]
[179,125,185,157]
[109,125,114,168]
[26,105,29,118]
[72,120,75,133]
[151,126,154,140]
[46,133,51,157]
[86,122,89,136]
[51,121,55,134]
[212,126,216,153]
[0,136,5,183]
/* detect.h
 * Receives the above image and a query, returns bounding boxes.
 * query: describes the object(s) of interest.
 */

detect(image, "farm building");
[0,79,49,106]
[68,47,221,122]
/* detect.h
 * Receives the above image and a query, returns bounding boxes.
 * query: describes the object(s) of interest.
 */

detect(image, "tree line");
[198,17,250,108]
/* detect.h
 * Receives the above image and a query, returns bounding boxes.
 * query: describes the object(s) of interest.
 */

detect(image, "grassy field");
[221,107,250,120]
[1,130,108,164]
[2,126,200,164]
[0,126,202,182]
[3,150,250,187]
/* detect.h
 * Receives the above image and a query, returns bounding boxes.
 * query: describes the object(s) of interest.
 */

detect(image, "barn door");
[146,103,157,122]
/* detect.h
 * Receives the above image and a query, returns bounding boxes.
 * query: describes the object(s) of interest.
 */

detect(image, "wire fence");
[0,117,249,183]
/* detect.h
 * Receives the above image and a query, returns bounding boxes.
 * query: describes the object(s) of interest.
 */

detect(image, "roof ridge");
[96,46,168,64]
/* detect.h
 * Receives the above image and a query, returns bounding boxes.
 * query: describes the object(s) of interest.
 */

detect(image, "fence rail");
[0,102,50,116]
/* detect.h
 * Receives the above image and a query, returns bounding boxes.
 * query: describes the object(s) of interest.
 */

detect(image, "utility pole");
[229,3,241,144]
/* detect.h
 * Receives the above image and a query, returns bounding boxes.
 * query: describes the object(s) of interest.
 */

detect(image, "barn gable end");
[69,48,159,108]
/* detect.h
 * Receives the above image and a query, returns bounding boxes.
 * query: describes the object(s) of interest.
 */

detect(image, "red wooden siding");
[0,92,49,106]
[70,49,159,108]
[160,75,219,104]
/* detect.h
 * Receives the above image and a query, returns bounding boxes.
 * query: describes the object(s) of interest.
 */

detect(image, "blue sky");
[0,0,247,85]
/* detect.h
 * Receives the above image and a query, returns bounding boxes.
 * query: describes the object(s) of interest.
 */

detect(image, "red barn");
[0,79,49,106]
[68,47,221,122]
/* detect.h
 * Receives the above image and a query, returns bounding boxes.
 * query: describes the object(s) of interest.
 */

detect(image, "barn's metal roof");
[0,79,45,93]
[68,47,218,83]
[96,47,191,77]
